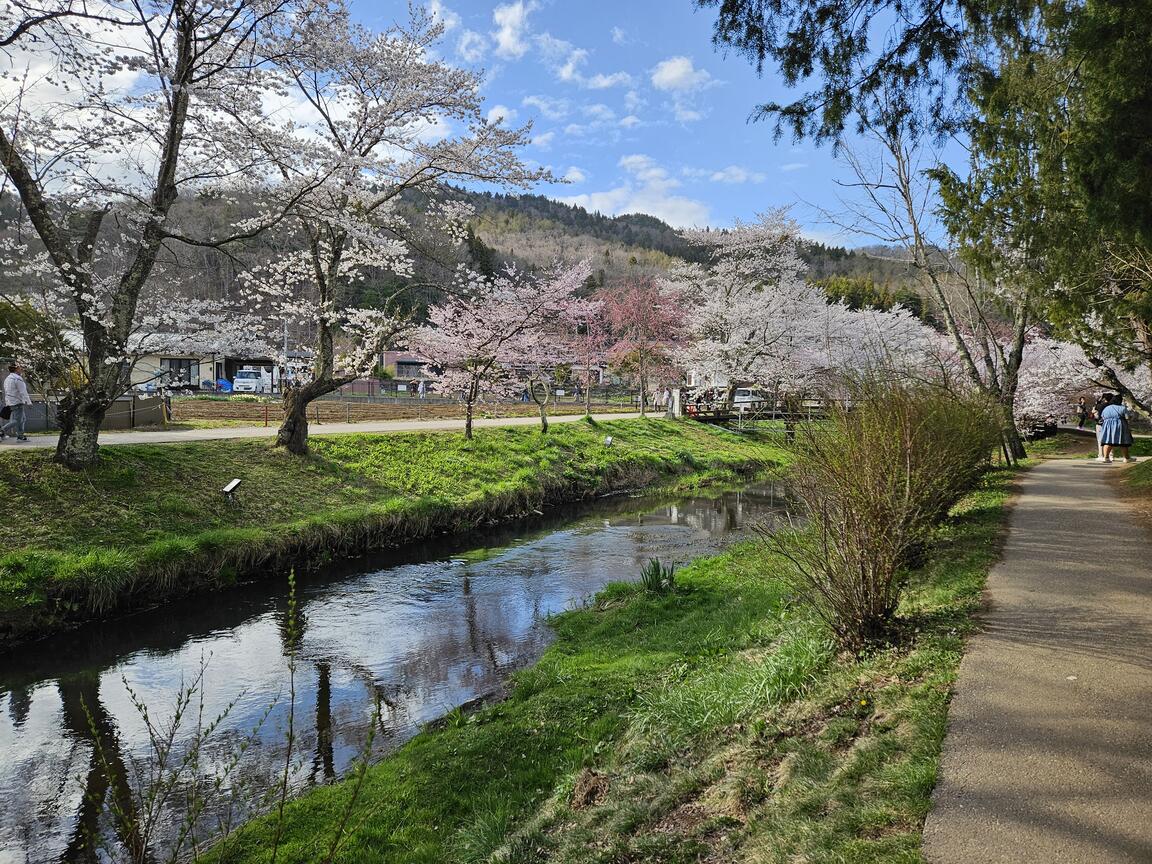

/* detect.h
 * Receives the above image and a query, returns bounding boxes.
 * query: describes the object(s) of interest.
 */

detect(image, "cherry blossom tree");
[673,212,945,410]
[600,277,687,417]
[242,5,550,455]
[0,0,321,468]
[414,261,591,439]
[1013,338,1095,423]
[1014,337,1152,425]
[675,211,842,403]
[564,297,609,417]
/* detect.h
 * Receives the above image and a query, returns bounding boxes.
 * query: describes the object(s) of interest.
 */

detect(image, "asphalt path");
[7,411,644,448]
[923,459,1152,863]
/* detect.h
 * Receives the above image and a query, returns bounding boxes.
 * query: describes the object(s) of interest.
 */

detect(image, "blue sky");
[366,0,883,240]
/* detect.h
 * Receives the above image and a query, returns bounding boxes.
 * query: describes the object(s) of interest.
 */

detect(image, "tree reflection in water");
[0,480,792,863]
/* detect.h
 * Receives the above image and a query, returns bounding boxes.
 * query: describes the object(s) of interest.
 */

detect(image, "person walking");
[1093,393,1112,460]
[1075,396,1089,429]
[1098,394,1137,463]
[1,364,32,441]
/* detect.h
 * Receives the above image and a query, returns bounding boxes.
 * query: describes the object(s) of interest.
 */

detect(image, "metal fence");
[22,395,166,433]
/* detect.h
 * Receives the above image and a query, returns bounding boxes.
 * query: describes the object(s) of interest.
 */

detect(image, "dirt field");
[171,398,634,425]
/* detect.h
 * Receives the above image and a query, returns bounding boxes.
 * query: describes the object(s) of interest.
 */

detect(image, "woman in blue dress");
[1098,395,1136,463]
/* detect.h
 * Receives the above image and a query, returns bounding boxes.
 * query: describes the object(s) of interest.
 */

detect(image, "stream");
[0,479,791,863]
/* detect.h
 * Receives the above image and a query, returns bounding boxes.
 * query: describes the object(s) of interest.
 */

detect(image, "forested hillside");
[0,188,921,319]
[455,188,920,287]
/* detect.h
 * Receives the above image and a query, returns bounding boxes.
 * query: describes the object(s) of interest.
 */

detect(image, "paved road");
[7,412,644,448]
[923,459,1152,863]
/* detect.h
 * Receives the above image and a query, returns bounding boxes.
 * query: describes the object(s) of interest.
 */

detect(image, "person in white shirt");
[2,364,32,441]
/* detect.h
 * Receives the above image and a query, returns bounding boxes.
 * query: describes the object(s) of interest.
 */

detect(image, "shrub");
[768,378,999,650]
[639,558,676,593]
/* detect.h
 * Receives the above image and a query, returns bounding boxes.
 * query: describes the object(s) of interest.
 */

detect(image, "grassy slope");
[0,420,784,638]
[210,467,1016,864]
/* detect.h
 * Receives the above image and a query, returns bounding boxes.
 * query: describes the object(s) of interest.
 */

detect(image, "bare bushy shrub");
[768,379,999,649]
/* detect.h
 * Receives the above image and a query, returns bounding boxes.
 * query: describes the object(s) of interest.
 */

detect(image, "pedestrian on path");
[1098,393,1136,463]
[1075,396,1089,429]
[1,364,32,441]
[1092,392,1112,459]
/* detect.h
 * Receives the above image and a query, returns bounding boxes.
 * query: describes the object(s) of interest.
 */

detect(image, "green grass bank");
[209,466,1016,864]
[0,419,785,649]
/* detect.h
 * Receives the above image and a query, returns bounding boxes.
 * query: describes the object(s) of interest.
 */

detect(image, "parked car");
[732,387,770,407]
[232,366,277,394]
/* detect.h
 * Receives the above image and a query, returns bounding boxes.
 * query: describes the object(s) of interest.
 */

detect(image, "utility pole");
[282,320,289,393]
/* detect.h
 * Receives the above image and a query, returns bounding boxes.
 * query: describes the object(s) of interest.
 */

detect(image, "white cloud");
[554,102,619,138]
[611,26,629,46]
[650,57,717,123]
[457,30,487,63]
[780,162,809,172]
[558,52,589,83]
[428,0,461,32]
[532,131,556,149]
[563,166,588,183]
[650,56,714,92]
[709,165,766,184]
[557,153,710,228]
[492,1,536,59]
[486,104,518,124]
[536,33,585,81]
[583,103,615,121]
[586,71,633,89]
[619,114,641,129]
[624,90,644,112]
[522,94,570,120]
[536,32,632,89]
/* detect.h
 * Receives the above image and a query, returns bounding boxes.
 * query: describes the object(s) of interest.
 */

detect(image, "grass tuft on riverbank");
[210,466,1016,864]
[0,419,785,645]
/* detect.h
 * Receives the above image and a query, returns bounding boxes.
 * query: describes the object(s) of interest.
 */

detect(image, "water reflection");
[0,481,790,864]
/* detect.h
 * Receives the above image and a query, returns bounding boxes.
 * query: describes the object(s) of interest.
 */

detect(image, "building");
[381,350,430,380]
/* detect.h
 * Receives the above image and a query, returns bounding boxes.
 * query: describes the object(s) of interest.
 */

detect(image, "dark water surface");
[0,481,790,863]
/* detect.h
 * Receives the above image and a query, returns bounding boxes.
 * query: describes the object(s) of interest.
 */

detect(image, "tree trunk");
[1002,410,1027,461]
[278,386,312,455]
[54,397,108,470]
[529,379,550,433]
[584,367,592,417]
[638,356,647,418]
[465,398,475,440]
[276,372,352,454]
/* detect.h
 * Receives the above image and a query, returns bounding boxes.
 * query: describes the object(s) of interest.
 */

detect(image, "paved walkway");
[923,459,1152,863]
[7,412,643,449]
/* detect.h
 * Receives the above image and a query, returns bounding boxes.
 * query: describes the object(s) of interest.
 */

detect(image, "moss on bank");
[208,467,1016,864]
[0,419,784,647]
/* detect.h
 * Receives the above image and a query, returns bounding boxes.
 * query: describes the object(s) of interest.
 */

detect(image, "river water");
[0,480,790,863]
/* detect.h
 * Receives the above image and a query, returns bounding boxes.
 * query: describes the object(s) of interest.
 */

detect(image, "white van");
[233,366,277,394]
[732,387,769,407]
